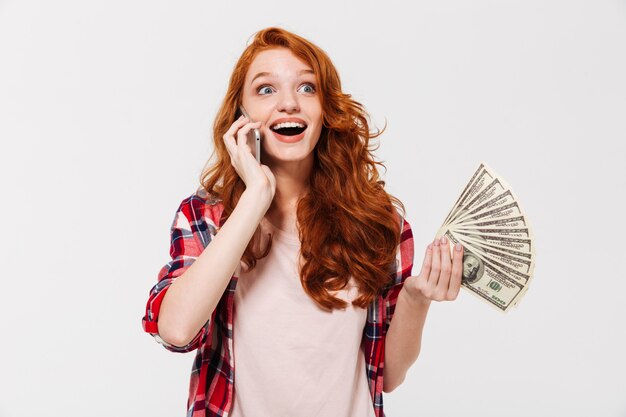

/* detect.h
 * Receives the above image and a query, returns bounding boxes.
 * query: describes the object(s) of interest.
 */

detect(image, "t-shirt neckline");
[261,217,300,245]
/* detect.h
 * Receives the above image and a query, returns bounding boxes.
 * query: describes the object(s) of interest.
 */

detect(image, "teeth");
[271,121,306,130]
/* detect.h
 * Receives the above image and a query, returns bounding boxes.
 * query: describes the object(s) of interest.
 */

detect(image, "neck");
[264,156,314,231]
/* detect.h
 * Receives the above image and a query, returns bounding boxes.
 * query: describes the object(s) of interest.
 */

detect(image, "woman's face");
[241,48,323,167]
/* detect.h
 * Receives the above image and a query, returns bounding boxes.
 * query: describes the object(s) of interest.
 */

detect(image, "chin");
[264,148,315,164]
[269,153,313,163]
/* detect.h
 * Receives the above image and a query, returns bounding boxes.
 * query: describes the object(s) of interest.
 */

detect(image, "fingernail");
[440,236,447,244]
[433,238,440,247]
[455,243,462,252]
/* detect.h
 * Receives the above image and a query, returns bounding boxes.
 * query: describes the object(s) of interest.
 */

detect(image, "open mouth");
[270,122,307,137]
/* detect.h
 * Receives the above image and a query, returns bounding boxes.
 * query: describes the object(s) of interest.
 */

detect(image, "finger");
[448,242,464,300]
[223,136,237,158]
[236,120,262,141]
[222,134,237,164]
[223,115,248,155]
[418,243,433,279]
[427,237,441,286]
[436,235,452,295]
[236,121,262,154]
[225,115,249,139]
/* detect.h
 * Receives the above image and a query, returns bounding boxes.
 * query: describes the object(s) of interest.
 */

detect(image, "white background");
[1,0,625,416]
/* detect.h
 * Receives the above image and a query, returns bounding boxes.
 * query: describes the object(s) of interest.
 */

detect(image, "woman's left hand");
[403,236,464,304]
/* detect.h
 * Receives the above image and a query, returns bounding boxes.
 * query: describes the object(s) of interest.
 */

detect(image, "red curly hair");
[199,27,406,311]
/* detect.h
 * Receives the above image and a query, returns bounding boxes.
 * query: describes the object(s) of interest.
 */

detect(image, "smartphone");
[238,105,262,163]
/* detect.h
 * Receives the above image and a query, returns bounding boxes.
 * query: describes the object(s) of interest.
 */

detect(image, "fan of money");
[435,162,535,312]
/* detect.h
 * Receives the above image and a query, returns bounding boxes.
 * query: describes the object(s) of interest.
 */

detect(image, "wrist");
[400,281,431,309]
[241,186,273,210]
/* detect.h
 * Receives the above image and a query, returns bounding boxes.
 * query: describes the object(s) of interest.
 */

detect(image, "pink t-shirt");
[230,217,376,417]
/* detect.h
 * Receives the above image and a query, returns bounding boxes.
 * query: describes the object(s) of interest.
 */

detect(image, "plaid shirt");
[142,190,414,417]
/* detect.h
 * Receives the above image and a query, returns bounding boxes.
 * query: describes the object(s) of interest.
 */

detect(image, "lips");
[269,117,308,142]
[271,128,306,143]
[270,119,307,135]
[269,117,308,130]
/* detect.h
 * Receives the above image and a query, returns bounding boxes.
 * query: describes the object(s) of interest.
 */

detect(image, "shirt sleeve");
[383,215,414,336]
[141,195,217,353]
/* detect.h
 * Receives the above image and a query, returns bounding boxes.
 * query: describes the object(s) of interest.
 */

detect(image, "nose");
[276,89,300,113]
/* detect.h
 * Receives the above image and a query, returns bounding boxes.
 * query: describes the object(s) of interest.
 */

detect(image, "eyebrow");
[250,69,315,85]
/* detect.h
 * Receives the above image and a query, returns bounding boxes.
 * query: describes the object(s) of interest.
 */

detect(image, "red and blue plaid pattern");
[142,190,414,417]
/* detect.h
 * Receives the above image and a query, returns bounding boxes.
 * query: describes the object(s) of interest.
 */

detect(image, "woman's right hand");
[222,115,276,201]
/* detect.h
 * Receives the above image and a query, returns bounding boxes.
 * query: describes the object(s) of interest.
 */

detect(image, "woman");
[142,27,464,417]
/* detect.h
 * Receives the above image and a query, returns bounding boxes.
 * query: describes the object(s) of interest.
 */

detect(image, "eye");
[298,83,316,94]
[257,85,274,95]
